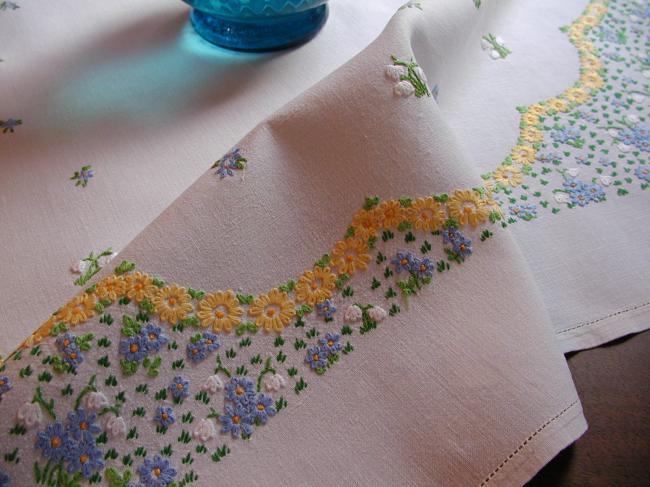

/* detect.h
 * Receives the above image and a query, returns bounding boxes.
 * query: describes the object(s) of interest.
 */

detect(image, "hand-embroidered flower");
[95,275,126,302]
[367,306,388,323]
[386,55,431,98]
[65,437,104,478]
[197,290,244,332]
[0,117,22,133]
[331,238,371,276]
[295,266,337,305]
[315,299,337,320]
[391,251,415,273]
[186,340,208,363]
[509,204,538,221]
[318,332,342,356]
[351,208,380,239]
[448,190,489,227]
[408,197,446,231]
[599,175,613,186]
[250,394,276,424]
[481,34,511,59]
[385,64,407,82]
[343,304,363,323]
[219,403,254,438]
[635,165,650,181]
[263,373,286,392]
[70,165,94,188]
[125,271,158,302]
[16,402,42,428]
[83,391,109,413]
[66,409,102,440]
[193,418,217,443]
[141,323,169,352]
[153,285,193,325]
[305,345,327,369]
[493,165,523,187]
[168,376,190,400]
[511,145,537,165]
[154,406,176,428]
[212,148,247,179]
[104,415,127,439]
[137,455,177,487]
[55,293,96,326]
[119,334,149,362]
[248,288,296,333]
[225,376,256,405]
[62,343,85,369]
[412,257,434,279]
[36,422,71,461]
[394,80,416,97]
[377,200,406,228]
[202,374,225,394]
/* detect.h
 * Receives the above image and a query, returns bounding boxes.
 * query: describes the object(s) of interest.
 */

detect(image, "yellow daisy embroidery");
[350,208,379,240]
[492,165,523,187]
[408,197,446,231]
[547,98,569,112]
[377,200,405,228]
[521,127,543,143]
[581,71,603,89]
[248,288,296,333]
[295,266,337,306]
[581,55,602,69]
[125,272,158,302]
[448,190,489,227]
[331,238,372,276]
[528,104,547,117]
[95,275,126,302]
[565,87,589,104]
[511,145,537,165]
[153,285,193,325]
[196,290,244,332]
[522,112,541,126]
[55,293,97,326]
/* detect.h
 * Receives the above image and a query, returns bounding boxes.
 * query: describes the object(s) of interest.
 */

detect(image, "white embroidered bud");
[367,306,387,323]
[104,416,127,439]
[264,373,286,393]
[385,65,407,82]
[193,419,217,443]
[394,80,415,97]
[343,305,363,323]
[84,392,109,412]
[202,375,224,395]
[16,402,43,429]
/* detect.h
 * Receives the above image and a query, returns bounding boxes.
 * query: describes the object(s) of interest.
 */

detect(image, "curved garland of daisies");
[0,0,608,367]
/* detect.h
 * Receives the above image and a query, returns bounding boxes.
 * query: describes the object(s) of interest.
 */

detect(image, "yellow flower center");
[176,383,184,390]
[257,404,265,411]
[345,254,354,262]
[79,422,88,430]
[235,386,245,396]
[149,333,156,340]
[419,264,426,272]
[153,468,161,478]
[232,415,241,424]
[214,309,225,319]
[327,340,334,347]
[312,353,320,361]
[130,344,139,353]
[161,413,168,421]
[79,454,89,464]
[192,348,198,355]
[69,352,77,360]
[167,297,177,306]
[51,437,61,448]
[400,258,408,265]
[63,339,71,347]
[134,283,143,291]
[266,308,276,317]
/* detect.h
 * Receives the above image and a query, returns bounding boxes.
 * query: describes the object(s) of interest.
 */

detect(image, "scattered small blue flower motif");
[563,178,584,192]
[219,403,254,438]
[66,409,101,440]
[225,376,256,405]
[617,125,650,152]
[36,422,72,461]
[598,156,614,167]
[318,332,342,356]
[452,235,473,259]
[509,204,538,221]
[62,343,85,369]
[635,165,650,181]
[119,334,149,362]
[621,76,637,84]
[551,126,581,145]
[442,227,462,245]
[137,455,177,487]
[306,345,328,369]
[315,299,337,320]
[391,251,415,273]
[585,183,606,202]
[576,109,598,123]
[55,333,78,353]
[250,394,276,425]
[611,98,624,108]
[70,165,94,188]
[212,148,247,179]
[412,257,434,279]
[140,323,168,352]
[168,376,190,399]
[65,437,104,479]
[0,469,9,487]
[536,152,562,164]
[575,156,590,165]
[200,331,220,352]
[186,340,208,363]
[154,406,176,428]
[0,375,12,398]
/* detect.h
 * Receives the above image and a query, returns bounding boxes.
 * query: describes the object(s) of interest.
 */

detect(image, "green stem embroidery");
[214,355,231,378]
[391,55,431,98]
[482,33,511,59]
[74,374,97,410]
[32,387,56,420]
[256,357,276,392]
[74,248,114,286]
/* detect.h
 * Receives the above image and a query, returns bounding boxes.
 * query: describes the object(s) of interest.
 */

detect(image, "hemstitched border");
[556,301,650,335]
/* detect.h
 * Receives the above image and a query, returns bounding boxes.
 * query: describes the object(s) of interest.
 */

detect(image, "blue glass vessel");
[183,0,329,52]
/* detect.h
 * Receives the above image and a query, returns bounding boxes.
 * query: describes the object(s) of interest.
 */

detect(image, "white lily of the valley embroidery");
[599,175,613,186]
[264,373,287,393]
[631,94,645,104]
[394,80,416,97]
[70,260,90,274]
[481,34,511,60]
[554,193,571,204]
[607,128,619,137]
[642,70,650,79]
[84,391,109,412]
[385,64,407,82]
[193,418,217,443]
[202,375,224,394]
[16,402,42,429]
[98,252,118,267]
[618,142,633,153]
[104,416,127,439]
[567,167,581,177]
[368,306,387,323]
[343,304,363,323]
[625,113,639,124]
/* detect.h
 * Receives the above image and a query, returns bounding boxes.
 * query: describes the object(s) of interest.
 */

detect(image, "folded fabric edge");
[479,399,587,487]
[556,300,650,353]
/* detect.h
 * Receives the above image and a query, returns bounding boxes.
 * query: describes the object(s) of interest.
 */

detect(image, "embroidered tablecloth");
[0,0,648,486]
